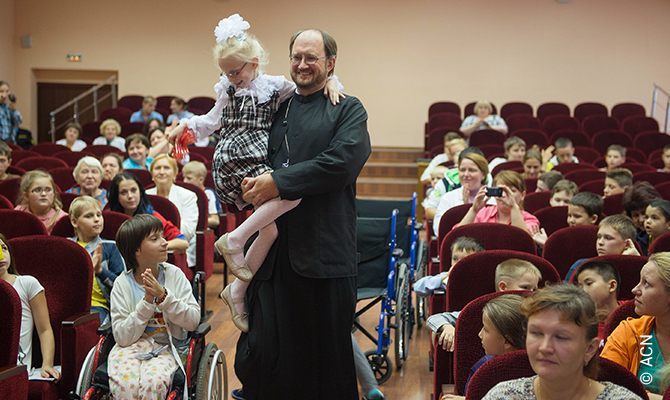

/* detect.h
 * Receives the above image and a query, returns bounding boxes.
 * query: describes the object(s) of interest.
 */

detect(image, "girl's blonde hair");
[213,33,268,69]
[18,170,63,213]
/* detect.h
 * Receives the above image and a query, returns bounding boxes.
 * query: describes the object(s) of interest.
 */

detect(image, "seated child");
[568,192,602,227]
[108,214,200,399]
[0,140,19,181]
[659,144,670,173]
[604,168,632,198]
[182,161,222,229]
[92,119,126,151]
[414,237,485,297]
[535,170,563,192]
[122,133,153,170]
[600,144,626,172]
[545,137,578,171]
[422,165,450,209]
[488,136,526,171]
[420,132,464,185]
[15,170,68,234]
[564,214,640,282]
[427,259,541,352]
[68,196,125,325]
[441,294,527,400]
[574,260,622,345]
[549,179,578,206]
[622,181,662,250]
[641,199,670,256]
[522,147,543,179]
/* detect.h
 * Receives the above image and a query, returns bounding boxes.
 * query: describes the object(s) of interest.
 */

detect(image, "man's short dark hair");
[606,168,633,189]
[0,140,11,158]
[289,29,337,76]
[450,236,485,253]
[116,214,164,272]
[538,170,563,190]
[575,260,621,296]
[569,192,603,219]
[622,181,662,217]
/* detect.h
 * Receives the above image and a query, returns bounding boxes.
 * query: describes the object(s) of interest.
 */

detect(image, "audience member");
[0,81,22,143]
[604,168,633,198]
[55,122,87,151]
[182,160,222,229]
[535,170,563,192]
[142,117,164,136]
[568,192,602,227]
[108,214,199,399]
[488,136,526,171]
[659,144,670,173]
[549,179,578,207]
[441,294,527,400]
[622,181,662,234]
[600,144,626,172]
[148,127,171,159]
[107,172,189,252]
[167,97,195,124]
[484,285,640,400]
[457,170,539,234]
[641,200,670,256]
[545,137,578,171]
[0,233,61,380]
[422,165,450,209]
[414,237,485,298]
[574,260,622,343]
[522,147,543,179]
[146,155,198,267]
[122,133,152,170]
[129,96,164,123]
[15,170,68,234]
[101,153,124,181]
[432,151,493,228]
[420,133,464,185]
[66,156,108,208]
[93,119,126,151]
[564,214,639,282]
[67,196,125,325]
[0,140,19,181]
[601,252,670,398]
[460,100,508,138]
[427,259,541,352]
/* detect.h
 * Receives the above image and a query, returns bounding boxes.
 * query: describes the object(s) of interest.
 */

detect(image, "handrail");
[651,83,670,133]
[49,75,118,142]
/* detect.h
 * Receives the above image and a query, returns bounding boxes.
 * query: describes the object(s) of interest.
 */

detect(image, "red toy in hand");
[173,128,197,165]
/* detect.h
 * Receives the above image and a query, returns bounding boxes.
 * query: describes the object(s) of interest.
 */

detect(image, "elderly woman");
[55,122,87,151]
[483,285,642,400]
[601,252,670,398]
[66,156,108,208]
[460,100,508,138]
[146,154,198,267]
[92,119,125,151]
[101,153,123,181]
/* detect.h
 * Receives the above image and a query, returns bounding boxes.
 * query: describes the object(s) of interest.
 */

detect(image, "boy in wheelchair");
[107,214,200,399]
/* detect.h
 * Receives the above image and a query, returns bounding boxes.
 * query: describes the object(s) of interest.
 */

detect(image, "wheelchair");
[69,272,227,400]
[354,193,427,384]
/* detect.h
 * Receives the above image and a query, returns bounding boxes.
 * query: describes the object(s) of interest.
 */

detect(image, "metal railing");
[651,83,670,133]
[48,75,118,142]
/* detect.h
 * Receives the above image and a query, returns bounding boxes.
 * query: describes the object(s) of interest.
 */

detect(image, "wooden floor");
[205,263,433,399]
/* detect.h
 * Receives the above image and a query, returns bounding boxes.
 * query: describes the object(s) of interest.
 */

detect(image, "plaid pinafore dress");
[212,85,282,206]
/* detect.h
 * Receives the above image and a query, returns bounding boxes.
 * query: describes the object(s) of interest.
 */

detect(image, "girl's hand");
[324,79,345,105]
[92,243,103,275]
[531,226,548,247]
[167,121,186,145]
[41,365,61,381]
[542,145,555,165]
[141,268,165,300]
[622,239,641,256]
[498,185,518,208]
[471,186,488,213]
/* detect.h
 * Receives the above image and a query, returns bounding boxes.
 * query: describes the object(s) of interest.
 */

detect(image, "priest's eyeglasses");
[290,54,326,65]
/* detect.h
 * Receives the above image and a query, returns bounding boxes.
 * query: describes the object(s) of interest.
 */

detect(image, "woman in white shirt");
[55,122,87,151]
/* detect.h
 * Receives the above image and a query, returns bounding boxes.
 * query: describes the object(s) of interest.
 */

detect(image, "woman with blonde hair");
[457,170,539,233]
[15,170,68,233]
[483,285,642,400]
[93,118,125,151]
[460,100,508,138]
[602,252,670,398]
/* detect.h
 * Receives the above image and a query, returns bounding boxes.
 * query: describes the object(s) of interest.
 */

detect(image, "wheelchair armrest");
[0,365,26,380]
[193,270,206,285]
[392,248,404,258]
[63,312,99,326]
[97,322,113,336]
[192,323,211,339]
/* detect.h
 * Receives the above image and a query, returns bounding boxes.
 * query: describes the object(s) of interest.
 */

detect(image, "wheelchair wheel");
[76,347,97,397]
[196,342,228,400]
[394,263,410,369]
[364,350,392,385]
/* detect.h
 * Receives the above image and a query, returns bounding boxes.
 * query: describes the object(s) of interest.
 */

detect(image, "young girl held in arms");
[168,14,343,332]
[108,215,199,399]
[0,233,60,380]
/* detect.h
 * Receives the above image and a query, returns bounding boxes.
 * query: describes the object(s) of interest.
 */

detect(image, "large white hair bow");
[214,14,251,43]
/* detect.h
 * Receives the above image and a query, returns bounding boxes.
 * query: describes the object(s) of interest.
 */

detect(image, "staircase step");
[368,147,423,163]
[356,177,417,198]
[361,162,418,179]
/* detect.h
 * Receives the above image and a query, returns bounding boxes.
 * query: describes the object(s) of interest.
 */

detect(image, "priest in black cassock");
[235,28,371,399]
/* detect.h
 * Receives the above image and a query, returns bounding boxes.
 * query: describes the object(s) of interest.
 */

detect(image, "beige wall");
[0,0,14,84]
[10,0,670,146]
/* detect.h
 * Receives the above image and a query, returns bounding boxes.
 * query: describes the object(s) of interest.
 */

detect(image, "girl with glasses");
[14,170,68,233]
